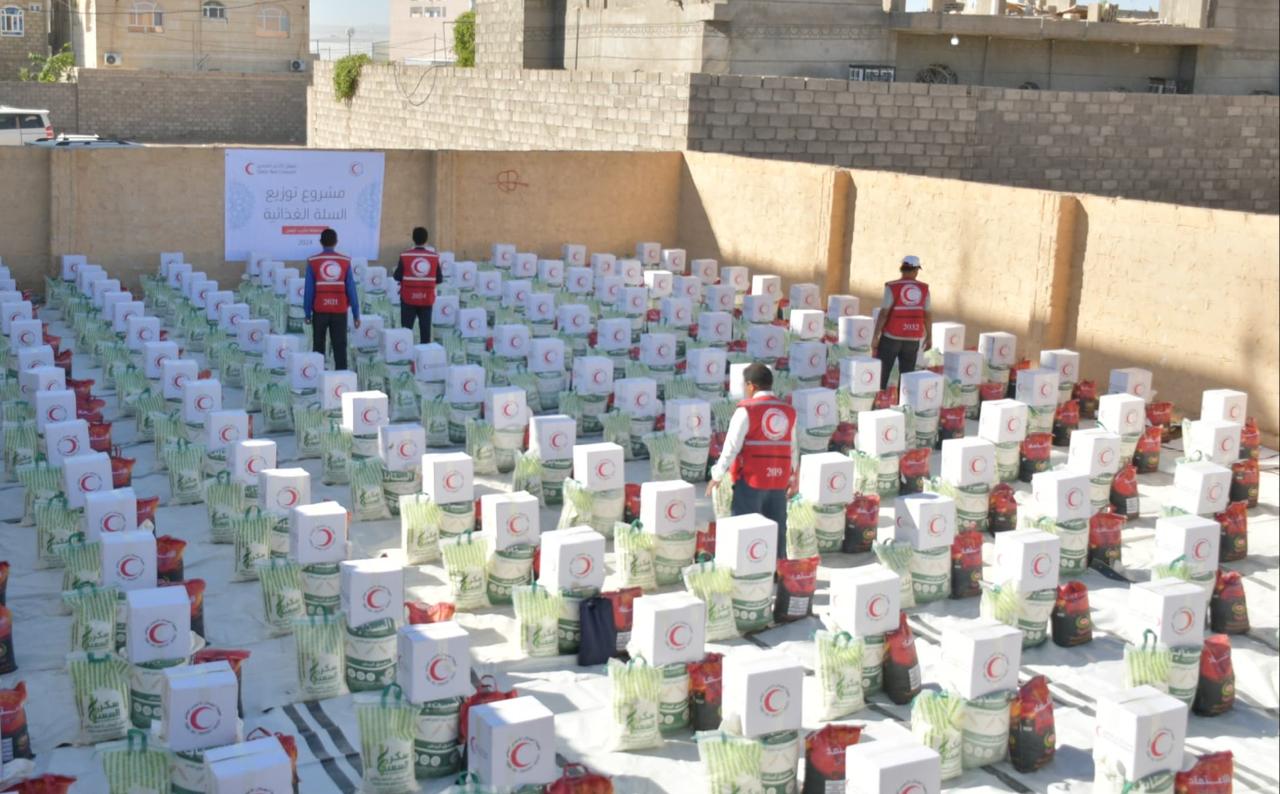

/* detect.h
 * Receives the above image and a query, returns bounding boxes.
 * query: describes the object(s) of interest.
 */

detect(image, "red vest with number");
[399,248,440,307]
[883,278,929,339]
[732,394,796,490]
[308,252,351,314]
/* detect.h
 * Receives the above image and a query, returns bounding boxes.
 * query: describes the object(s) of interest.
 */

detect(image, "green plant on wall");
[333,53,372,102]
[19,43,75,83]
[454,10,475,67]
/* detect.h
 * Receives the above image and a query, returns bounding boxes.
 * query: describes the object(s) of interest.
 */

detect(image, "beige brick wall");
[0,69,307,143]
[0,4,47,80]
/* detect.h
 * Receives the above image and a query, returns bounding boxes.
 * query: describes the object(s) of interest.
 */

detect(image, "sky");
[311,0,389,46]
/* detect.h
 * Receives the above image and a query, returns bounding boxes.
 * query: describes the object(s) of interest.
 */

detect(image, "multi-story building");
[390,0,475,64]
[0,1,49,80]
[66,0,310,73]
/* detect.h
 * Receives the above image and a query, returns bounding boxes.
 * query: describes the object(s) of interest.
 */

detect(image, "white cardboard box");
[573,442,625,491]
[697,311,733,344]
[205,410,249,453]
[101,529,157,591]
[45,418,90,466]
[622,286,649,316]
[379,424,426,472]
[941,618,1023,699]
[856,410,906,457]
[940,437,996,487]
[1040,349,1081,384]
[526,292,556,323]
[205,737,292,794]
[1031,469,1092,523]
[493,324,532,359]
[1154,515,1220,577]
[1128,578,1205,648]
[468,696,557,790]
[714,514,777,577]
[112,300,145,334]
[993,530,1060,593]
[342,391,390,435]
[661,297,694,327]
[589,253,616,278]
[798,452,855,506]
[397,622,472,703]
[838,316,876,349]
[596,317,632,351]
[286,351,324,392]
[704,284,736,313]
[629,591,706,666]
[1200,389,1247,424]
[476,271,503,300]
[840,356,882,394]
[1169,460,1232,515]
[894,492,957,550]
[527,338,565,373]
[538,527,606,592]
[1098,393,1146,437]
[216,302,250,333]
[236,318,269,355]
[16,344,54,371]
[565,266,593,294]
[572,356,614,396]
[790,309,824,340]
[458,307,488,339]
[181,378,222,425]
[978,332,1017,367]
[1185,419,1242,465]
[264,334,299,370]
[62,451,112,509]
[1067,428,1123,477]
[434,295,460,327]
[486,386,528,431]
[640,480,696,536]
[125,586,192,664]
[827,295,859,322]
[751,274,782,300]
[162,661,239,751]
[340,558,404,628]
[636,242,661,267]
[691,258,718,285]
[789,342,827,380]
[9,318,41,349]
[978,399,1028,444]
[353,316,385,350]
[687,347,726,386]
[511,254,537,279]
[742,294,777,324]
[661,248,686,273]
[640,333,677,368]
[161,359,198,401]
[843,741,941,794]
[595,275,623,305]
[529,415,576,460]
[746,323,785,358]
[828,563,901,637]
[126,315,161,350]
[1015,368,1060,408]
[665,398,712,441]
[557,304,592,335]
[260,467,310,517]
[561,244,586,267]
[230,439,276,487]
[422,452,474,504]
[321,371,358,412]
[943,351,984,386]
[900,370,945,412]
[789,283,820,311]
[290,501,349,565]
[381,328,414,363]
[723,650,804,738]
[934,322,966,353]
[1109,367,1154,402]
[18,364,63,401]
[85,487,138,540]
[1093,686,1187,782]
[491,243,516,268]
[673,275,702,304]
[613,379,659,418]
[481,491,541,550]
[793,388,837,431]
[721,266,749,293]
[35,389,76,432]
[413,344,448,383]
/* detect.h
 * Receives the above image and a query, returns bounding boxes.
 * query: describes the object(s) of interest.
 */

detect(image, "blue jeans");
[730,481,789,560]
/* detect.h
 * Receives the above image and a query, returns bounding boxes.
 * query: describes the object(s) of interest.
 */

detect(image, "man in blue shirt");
[304,228,361,371]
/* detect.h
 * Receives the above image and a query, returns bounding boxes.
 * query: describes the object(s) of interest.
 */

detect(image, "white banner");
[224,149,385,262]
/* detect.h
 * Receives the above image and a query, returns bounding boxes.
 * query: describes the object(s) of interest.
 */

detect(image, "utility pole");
[346,27,355,57]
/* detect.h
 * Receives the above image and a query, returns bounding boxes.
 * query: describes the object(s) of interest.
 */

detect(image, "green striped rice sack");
[400,494,442,565]
[322,425,353,485]
[608,658,663,751]
[347,617,398,694]
[356,684,419,794]
[17,460,62,527]
[207,471,248,543]
[785,497,819,560]
[163,441,206,505]
[512,584,561,658]
[465,419,498,476]
[731,572,773,635]
[132,392,166,441]
[36,495,83,569]
[658,662,690,735]
[909,545,951,604]
[911,689,964,780]
[232,507,274,582]
[293,403,327,459]
[100,729,168,794]
[351,457,390,522]
[614,521,658,592]
[815,631,865,720]
[414,696,464,779]
[258,558,305,636]
[654,530,696,586]
[759,729,800,794]
[294,613,347,700]
[683,563,737,642]
[441,534,490,611]
[68,651,131,745]
[961,690,1011,769]
[486,544,534,605]
[1124,629,1173,693]
[421,397,451,448]
[602,411,633,461]
[644,432,681,482]
[873,539,916,609]
[697,731,764,794]
[64,585,119,655]
[58,541,101,595]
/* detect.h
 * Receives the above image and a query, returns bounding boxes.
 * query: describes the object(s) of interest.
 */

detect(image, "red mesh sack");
[1214,501,1248,562]
[1073,379,1098,419]
[1019,433,1053,482]
[624,483,641,523]
[695,522,716,563]
[988,483,1017,533]
[1110,465,1140,519]
[950,531,983,599]
[1193,637,1235,718]
[1176,750,1233,793]
[873,388,898,410]
[843,493,880,553]
[687,653,724,731]
[937,407,966,444]
[883,613,921,705]
[1210,569,1249,635]
[405,602,457,624]
[194,648,251,717]
[774,556,819,623]
[602,587,642,656]
[136,496,160,532]
[829,422,856,454]
[155,535,187,584]
[1088,510,1125,569]
[459,675,518,749]
[1051,400,1079,447]
[979,381,1008,403]
[1134,427,1163,474]
[0,560,8,606]
[803,724,864,794]
[1051,581,1093,647]
[11,776,75,794]
[0,681,33,759]
[1008,675,1055,773]
[246,727,300,788]
[546,763,614,794]
[0,605,15,674]
[1239,417,1260,461]
[1230,459,1259,508]
[111,452,136,488]
[898,448,931,494]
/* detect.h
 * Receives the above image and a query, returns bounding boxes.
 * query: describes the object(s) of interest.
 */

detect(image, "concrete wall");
[0,2,47,80]
[0,69,308,143]
[723,0,894,80]
[1193,0,1280,95]
[0,148,51,288]
[389,0,473,63]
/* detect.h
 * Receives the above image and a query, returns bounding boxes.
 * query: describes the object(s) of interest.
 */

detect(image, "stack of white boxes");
[798,452,855,552]
[990,529,1061,646]
[1030,469,1092,576]
[978,399,1029,483]
[939,437,997,531]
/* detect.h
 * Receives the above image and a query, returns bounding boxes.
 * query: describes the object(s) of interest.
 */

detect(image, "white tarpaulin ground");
[4,304,1277,793]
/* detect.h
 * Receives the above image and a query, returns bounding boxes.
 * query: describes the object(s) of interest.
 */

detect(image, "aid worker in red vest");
[392,226,441,343]
[706,362,799,557]
[871,254,932,391]
[303,228,361,371]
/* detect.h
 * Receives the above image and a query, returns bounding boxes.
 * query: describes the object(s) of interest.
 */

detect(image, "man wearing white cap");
[871,254,931,390]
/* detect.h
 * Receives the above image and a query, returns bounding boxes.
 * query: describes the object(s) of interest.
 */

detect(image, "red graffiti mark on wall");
[494,170,529,193]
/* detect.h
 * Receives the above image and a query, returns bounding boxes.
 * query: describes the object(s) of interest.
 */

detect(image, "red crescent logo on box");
[614,329,627,344]
[186,703,221,734]
[103,512,126,532]
[230,314,241,326]
[1066,488,1083,509]
[1173,607,1195,634]
[444,472,463,493]
[928,515,946,536]
[571,554,593,578]
[592,370,606,385]
[502,401,518,418]
[828,473,847,493]
[965,362,978,378]
[883,425,897,443]
[1208,484,1223,501]
[173,374,187,390]
[246,455,265,474]
[1125,410,1139,427]
[153,356,164,369]
[507,513,529,536]
[1039,382,1051,398]
[984,653,1009,682]
[467,317,479,331]
[462,379,477,395]
[861,370,875,385]
[761,685,788,715]
[1032,553,1051,576]
[427,654,455,684]
[18,330,33,346]
[815,402,830,419]
[596,460,616,480]
[762,409,789,441]
[1219,437,1232,452]
[971,457,988,474]
[250,329,263,343]
[715,322,727,336]
[1148,729,1173,760]
[666,622,692,650]
[371,275,384,289]
[665,501,687,523]
[1100,448,1115,466]
[767,282,778,296]
[508,739,538,771]
[705,360,718,377]
[364,586,391,612]
[362,407,381,424]
[636,392,650,408]
[195,395,213,410]
[117,554,143,579]
[867,594,888,619]
[310,526,335,550]
[924,384,938,402]
[139,327,153,341]
[543,350,556,365]
[48,404,67,422]
[550,432,567,450]
[321,262,341,281]
[393,339,408,354]
[572,314,585,329]
[397,440,418,460]
[607,285,619,300]
[145,619,177,648]
[79,472,102,492]
[1193,539,1210,560]
[441,304,454,319]
[1228,405,1241,419]
[658,343,671,358]
[1007,417,1021,433]
[1135,383,1146,395]
[857,326,870,341]
[747,540,767,562]
[302,364,318,379]
[277,487,300,508]
[899,784,926,794]
[1060,363,1073,378]
[124,310,137,323]
[333,382,348,400]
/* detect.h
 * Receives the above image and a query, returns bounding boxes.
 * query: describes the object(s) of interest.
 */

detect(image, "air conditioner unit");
[289,59,306,72]
[104,52,123,66]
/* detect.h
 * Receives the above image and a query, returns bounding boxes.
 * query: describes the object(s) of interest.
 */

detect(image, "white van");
[0,106,53,146]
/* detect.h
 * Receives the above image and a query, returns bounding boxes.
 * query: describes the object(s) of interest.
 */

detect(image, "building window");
[409,5,422,17]
[848,65,895,82]
[202,1,225,20]
[127,1,163,33]
[256,6,289,37]
[0,6,23,37]
[424,6,446,17]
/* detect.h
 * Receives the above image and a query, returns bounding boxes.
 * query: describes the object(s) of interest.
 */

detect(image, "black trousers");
[400,303,433,344]
[312,312,349,371]
[877,336,921,390]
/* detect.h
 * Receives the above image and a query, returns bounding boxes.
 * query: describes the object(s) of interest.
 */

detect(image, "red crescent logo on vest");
[1007,417,1021,433]
[550,432,567,450]
[747,539,767,562]
[1173,607,1195,634]
[665,501,687,522]
[427,654,455,684]
[397,440,418,459]
[666,622,691,650]
[901,285,922,305]
[1148,729,1173,760]
[828,473,847,493]
[1031,553,1052,577]
[145,619,177,647]
[1193,539,1210,560]
[362,407,381,424]
[411,258,429,277]
[321,262,341,281]
[762,409,789,441]
[571,554,593,578]
[103,512,126,533]
[867,594,888,619]
[277,487,300,508]
[971,457,988,474]
[48,405,67,422]
[928,515,946,536]
[501,401,518,418]
[117,554,144,579]
[186,703,220,734]
[508,739,538,771]
[195,395,213,410]
[761,685,788,715]
[443,472,463,493]
[79,472,103,492]
[596,460,616,480]
[1066,488,1083,509]
[984,653,1009,682]
[310,526,335,550]
[1208,484,1222,502]
[364,586,391,612]
[507,513,529,536]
